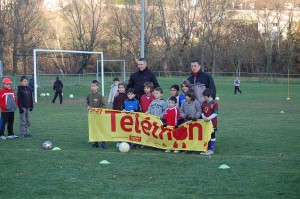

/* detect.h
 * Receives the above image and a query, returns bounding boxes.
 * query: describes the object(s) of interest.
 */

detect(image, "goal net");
[33,49,104,103]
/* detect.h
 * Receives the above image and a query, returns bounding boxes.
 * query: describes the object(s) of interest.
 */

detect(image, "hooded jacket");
[187,71,216,98]
[180,99,201,120]
[148,99,168,119]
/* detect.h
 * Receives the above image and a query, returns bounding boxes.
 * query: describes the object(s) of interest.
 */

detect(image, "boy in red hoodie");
[162,96,184,153]
[0,78,18,140]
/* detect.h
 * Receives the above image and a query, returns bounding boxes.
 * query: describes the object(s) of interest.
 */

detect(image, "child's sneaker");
[7,134,18,139]
[202,150,214,156]
[174,150,180,153]
[116,142,120,148]
[0,135,6,140]
[165,150,171,153]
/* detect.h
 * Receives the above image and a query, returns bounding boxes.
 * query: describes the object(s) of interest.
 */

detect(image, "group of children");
[0,76,34,141]
[87,78,218,156]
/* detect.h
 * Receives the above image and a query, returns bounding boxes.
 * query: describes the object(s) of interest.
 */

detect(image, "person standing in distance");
[51,77,63,104]
[127,58,160,101]
[187,59,216,104]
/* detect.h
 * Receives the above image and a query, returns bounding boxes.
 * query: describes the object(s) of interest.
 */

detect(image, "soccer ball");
[215,97,220,101]
[69,94,74,99]
[40,93,46,97]
[119,142,130,153]
[45,93,50,96]
[43,141,53,150]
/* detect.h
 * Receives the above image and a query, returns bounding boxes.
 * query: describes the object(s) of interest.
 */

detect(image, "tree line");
[0,0,299,76]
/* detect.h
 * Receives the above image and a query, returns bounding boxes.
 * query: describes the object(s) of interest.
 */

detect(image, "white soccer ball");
[119,142,130,153]
[69,94,74,99]
[43,141,53,150]
[45,93,50,96]
[215,97,220,101]
[40,93,46,97]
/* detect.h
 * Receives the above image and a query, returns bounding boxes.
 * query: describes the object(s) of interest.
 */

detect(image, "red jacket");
[163,107,181,126]
[0,87,18,112]
[140,94,154,113]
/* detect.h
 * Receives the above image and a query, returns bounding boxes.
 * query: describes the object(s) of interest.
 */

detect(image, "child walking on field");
[234,76,242,94]
[201,88,218,156]
[86,80,106,149]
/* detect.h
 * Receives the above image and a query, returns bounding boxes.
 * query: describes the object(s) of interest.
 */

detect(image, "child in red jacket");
[140,82,154,113]
[162,96,184,153]
[0,78,18,140]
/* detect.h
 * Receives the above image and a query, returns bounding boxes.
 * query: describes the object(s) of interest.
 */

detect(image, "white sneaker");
[165,150,171,153]
[174,150,180,153]
[116,143,120,148]
[0,135,6,140]
[202,150,214,156]
[6,135,18,139]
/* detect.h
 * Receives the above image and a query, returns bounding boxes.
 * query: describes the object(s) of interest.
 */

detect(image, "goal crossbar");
[33,49,104,103]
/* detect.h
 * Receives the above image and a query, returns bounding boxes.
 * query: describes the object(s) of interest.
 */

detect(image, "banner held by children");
[88,109,213,151]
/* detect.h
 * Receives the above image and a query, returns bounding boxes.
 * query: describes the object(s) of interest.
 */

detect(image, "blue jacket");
[122,98,141,112]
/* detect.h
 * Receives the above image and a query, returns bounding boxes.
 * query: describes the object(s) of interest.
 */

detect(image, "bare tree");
[61,0,106,74]
[0,0,9,63]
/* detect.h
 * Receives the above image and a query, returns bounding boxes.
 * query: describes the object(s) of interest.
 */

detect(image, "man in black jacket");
[52,77,63,104]
[127,58,160,100]
[187,59,216,103]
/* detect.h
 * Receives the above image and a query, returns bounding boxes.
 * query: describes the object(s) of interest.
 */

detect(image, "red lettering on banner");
[188,122,203,140]
[130,135,141,143]
[173,126,188,140]
[141,117,151,136]
[158,127,173,140]
[151,122,160,139]
[120,116,133,132]
[105,110,120,132]
[134,114,141,134]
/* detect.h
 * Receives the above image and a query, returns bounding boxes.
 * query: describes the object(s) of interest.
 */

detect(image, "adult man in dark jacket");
[127,58,160,100]
[52,77,63,104]
[187,59,216,103]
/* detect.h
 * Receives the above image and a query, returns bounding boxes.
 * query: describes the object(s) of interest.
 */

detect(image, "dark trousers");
[234,86,242,94]
[0,112,15,136]
[52,90,63,104]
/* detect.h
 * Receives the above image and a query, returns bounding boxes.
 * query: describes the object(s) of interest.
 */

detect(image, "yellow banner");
[88,108,213,151]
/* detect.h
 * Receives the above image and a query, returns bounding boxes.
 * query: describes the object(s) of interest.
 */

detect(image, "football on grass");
[43,141,53,150]
[119,142,130,152]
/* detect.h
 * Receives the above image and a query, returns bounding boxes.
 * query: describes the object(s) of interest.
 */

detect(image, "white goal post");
[33,49,104,103]
[97,59,126,82]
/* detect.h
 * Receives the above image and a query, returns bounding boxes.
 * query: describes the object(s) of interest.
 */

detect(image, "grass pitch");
[0,76,299,199]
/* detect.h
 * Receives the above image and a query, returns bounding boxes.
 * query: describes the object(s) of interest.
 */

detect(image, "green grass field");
[0,76,299,199]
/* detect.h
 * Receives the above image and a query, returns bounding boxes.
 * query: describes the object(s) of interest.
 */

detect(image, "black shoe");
[92,142,99,148]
